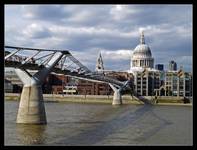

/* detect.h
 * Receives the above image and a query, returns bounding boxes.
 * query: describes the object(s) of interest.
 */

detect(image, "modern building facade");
[155,64,164,71]
[162,70,192,97]
[169,60,177,71]
[134,69,161,96]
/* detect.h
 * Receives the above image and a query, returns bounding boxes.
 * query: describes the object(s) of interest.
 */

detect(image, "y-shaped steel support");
[15,52,64,124]
[109,83,122,105]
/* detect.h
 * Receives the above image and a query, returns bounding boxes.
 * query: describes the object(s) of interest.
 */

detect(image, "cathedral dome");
[130,31,154,69]
[132,44,152,59]
[132,31,152,59]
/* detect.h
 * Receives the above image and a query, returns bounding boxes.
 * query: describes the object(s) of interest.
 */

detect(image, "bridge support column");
[109,83,122,105]
[15,52,64,124]
[16,84,46,124]
[113,89,122,105]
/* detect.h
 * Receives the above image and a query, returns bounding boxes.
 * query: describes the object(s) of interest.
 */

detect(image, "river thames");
[4,100,193,146]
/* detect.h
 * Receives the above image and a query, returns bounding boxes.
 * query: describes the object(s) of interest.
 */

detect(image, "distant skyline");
[5,5,192,72]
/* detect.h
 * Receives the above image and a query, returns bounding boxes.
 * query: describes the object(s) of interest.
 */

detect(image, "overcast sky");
[5,4,192,72]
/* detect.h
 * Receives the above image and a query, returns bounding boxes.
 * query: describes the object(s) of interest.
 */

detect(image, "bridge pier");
[16,85,46,124]
[112,89,122,105]
[109,83,122,105]
[15,52,64,124]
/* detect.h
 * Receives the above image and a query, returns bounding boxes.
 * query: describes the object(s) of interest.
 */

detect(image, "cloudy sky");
[5,4,192,72]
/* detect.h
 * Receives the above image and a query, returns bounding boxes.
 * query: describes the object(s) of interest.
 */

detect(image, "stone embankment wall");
[5,93,192,105]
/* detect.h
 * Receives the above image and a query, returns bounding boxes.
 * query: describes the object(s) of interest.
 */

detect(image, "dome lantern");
[140,30,145,44]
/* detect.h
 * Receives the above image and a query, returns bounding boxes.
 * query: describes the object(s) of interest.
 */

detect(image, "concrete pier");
[112,89,122,105]
[15,52,64,124]
[16,85,46,124]
[109,83,122,105]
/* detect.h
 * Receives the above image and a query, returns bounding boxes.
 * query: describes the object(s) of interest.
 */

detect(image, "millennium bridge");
[5,46,150,124]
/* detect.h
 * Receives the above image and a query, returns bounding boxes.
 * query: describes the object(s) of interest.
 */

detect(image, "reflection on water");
[16,124,46,145]
[5,101,193,146]
[57,104,172,145]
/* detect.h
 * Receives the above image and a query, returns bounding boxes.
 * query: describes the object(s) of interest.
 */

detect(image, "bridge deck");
[5,46,135,96]
[5,60,124,86]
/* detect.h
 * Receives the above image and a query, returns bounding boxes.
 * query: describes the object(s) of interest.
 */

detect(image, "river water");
[4,100,193,146]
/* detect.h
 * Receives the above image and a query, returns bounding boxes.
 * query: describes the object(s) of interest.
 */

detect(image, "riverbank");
[4,93,192,106]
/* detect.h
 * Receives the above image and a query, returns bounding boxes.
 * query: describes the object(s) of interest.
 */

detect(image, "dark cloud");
[125,5,191,26]
[5,5,192,72]
[22,5,71,22]
[22,5,112,27]
[20,5,192,29]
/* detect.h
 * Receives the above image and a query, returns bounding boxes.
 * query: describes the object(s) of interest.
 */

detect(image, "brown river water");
[4,100,193,146]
